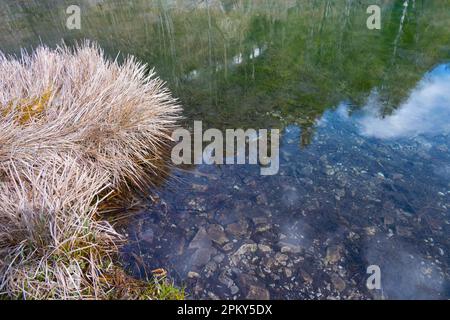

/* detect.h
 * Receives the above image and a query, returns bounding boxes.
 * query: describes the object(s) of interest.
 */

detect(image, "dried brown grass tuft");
[0,42,181,299]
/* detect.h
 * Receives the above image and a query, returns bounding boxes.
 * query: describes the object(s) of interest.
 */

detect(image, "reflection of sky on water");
[355,64,450,139]
[307,64,450,299]
[185,45,267,81]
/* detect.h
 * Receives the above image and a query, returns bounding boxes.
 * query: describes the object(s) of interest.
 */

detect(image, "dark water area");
[1,0,450,299]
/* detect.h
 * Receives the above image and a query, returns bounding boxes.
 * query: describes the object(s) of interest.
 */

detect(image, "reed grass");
[0,42,182,299]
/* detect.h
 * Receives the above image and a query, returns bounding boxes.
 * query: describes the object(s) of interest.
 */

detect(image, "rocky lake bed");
[121,107,450,300]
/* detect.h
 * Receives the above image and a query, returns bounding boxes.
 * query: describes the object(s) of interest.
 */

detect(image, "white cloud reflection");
[357,64,450,139]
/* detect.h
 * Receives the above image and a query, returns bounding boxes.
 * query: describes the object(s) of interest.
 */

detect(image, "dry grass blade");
[0,42,182,299]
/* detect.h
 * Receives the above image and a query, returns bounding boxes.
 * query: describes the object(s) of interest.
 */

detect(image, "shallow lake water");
[1,0,450,299]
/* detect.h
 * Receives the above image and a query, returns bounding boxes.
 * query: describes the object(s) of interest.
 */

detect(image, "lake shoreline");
[0,43,183,299]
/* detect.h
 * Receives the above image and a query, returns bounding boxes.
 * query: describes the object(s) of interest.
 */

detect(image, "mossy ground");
[107,268,185,300]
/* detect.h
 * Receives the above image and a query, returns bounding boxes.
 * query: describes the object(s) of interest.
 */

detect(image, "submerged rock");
[280,242,302,254]
[207,224,229,245]
[140,228,154,244]
[325,245,342,265]
[330,274,346,293]
[246,285,270,300]
[191,248,214,267]
[258,244,272,253]
[226,222,248,237]
[188,271,200,279]
[189,227,211,249]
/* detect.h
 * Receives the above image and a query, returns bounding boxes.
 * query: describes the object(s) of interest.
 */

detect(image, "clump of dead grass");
[0,42,182,299]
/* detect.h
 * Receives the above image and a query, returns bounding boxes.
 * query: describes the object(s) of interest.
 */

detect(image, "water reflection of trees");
[2,0,450,146]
